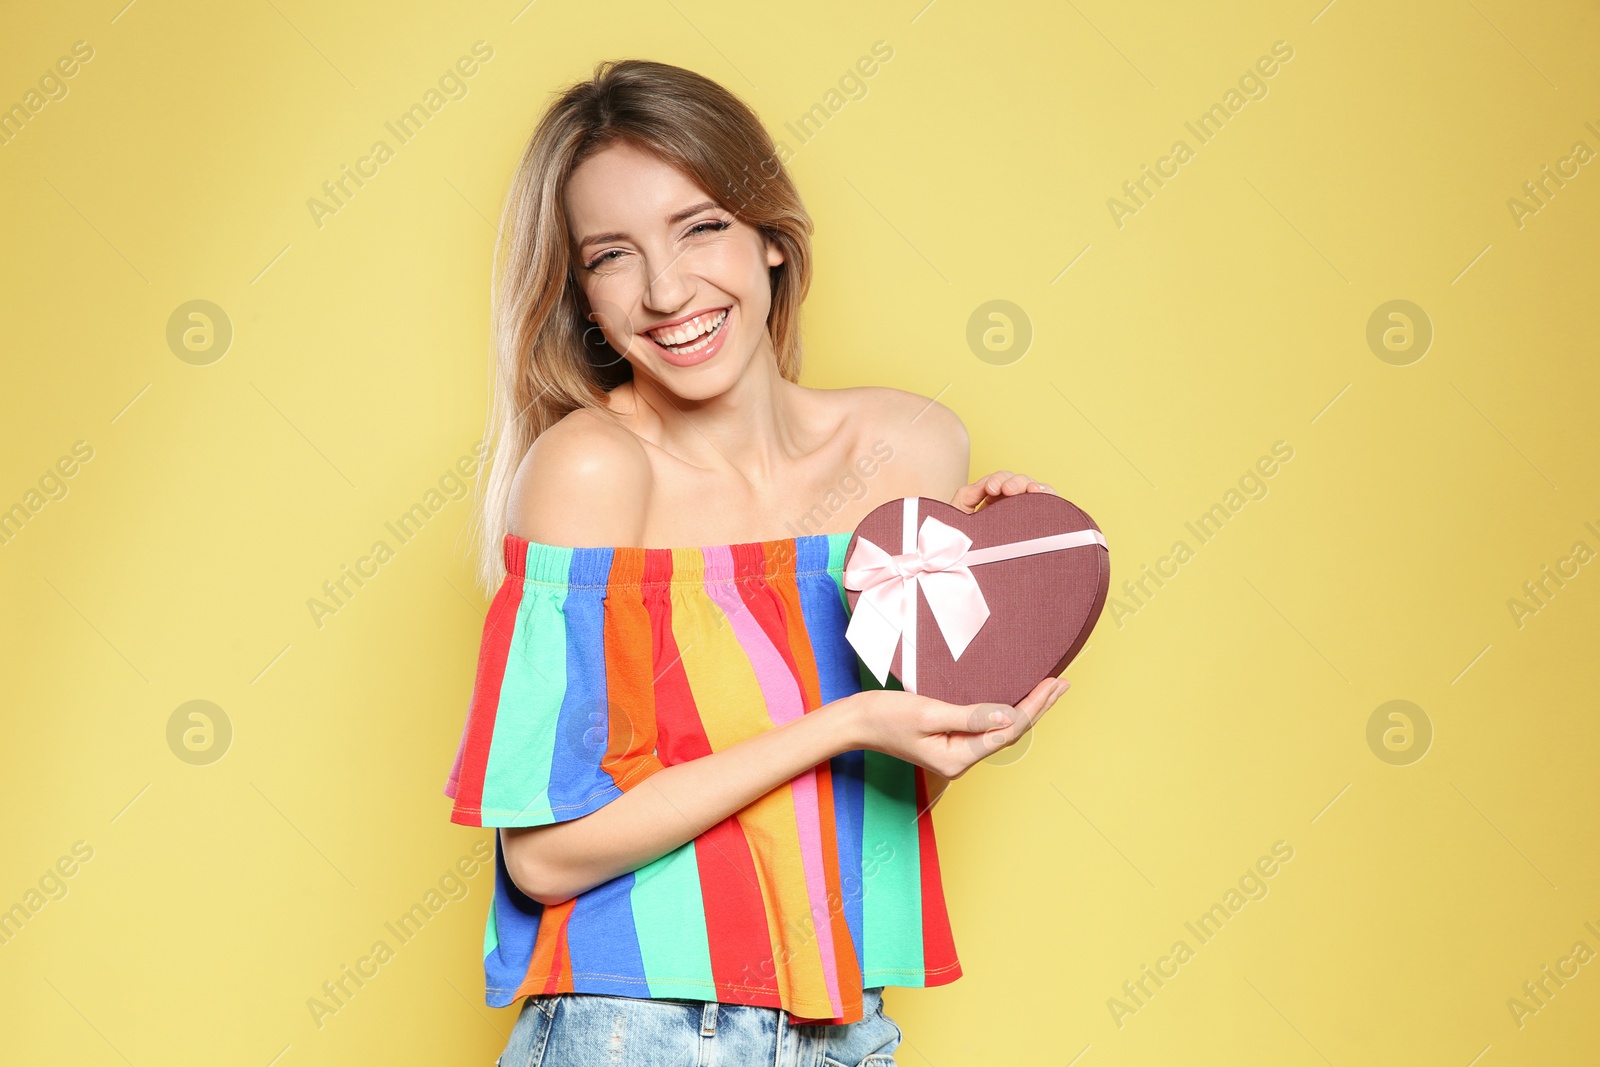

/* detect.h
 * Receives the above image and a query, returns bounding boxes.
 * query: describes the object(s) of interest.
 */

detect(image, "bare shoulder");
[507,406,652,547]
[845,386,969,497]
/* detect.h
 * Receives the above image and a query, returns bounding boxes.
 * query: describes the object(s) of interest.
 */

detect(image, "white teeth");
[649,309,727,351]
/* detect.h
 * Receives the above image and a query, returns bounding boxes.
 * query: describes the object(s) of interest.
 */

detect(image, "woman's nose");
[641,248,692,311]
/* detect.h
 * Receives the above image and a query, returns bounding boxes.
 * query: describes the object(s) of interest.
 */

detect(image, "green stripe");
[481,547,571,825]
[828,531,850,614]
[827,529,851,576]
[860,749,924,980]
[629,841,716,998]
[483,892,500,959]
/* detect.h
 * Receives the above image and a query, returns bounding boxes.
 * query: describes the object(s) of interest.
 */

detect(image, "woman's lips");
[645,307,731,367]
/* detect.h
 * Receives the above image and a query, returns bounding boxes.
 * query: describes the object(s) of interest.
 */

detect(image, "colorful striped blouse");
[443,529,962,1026]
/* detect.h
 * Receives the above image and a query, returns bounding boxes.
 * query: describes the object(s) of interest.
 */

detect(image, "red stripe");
[697,816,784,1004]
[645,549,711,768]
[914,768,962,984]
[448,550,527,824]
[552,911,574,993]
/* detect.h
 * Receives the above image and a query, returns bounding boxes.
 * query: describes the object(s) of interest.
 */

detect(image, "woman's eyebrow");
[577,199,723,250]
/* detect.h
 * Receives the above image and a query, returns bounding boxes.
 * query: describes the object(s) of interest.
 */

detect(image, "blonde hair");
[467,58,815,593]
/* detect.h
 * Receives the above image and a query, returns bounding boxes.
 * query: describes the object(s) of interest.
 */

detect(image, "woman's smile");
[643,305,732,366]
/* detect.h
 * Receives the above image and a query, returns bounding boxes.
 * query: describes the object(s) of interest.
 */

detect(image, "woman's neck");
[612,347,806,489]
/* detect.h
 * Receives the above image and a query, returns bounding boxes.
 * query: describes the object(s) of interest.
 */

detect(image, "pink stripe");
[788,768,842,1013]
[701,547,843,1016]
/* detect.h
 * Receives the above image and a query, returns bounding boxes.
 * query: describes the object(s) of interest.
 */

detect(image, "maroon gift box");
[841,493,1110,708]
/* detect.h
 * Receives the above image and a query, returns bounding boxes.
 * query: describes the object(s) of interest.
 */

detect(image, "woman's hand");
[847,676,1070,781]
[950,470,1058,514]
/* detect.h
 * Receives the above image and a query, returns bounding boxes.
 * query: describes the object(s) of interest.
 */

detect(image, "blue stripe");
[799,534,869,970]
[831,749,867,968]
[484,834,544,1006]
[566,871,650,995]
[547,547,627,821]
[548,545,651,997]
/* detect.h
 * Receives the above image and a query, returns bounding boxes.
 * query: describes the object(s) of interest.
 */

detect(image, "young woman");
[445,58,1071,1066]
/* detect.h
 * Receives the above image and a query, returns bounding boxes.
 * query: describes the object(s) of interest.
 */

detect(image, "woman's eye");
[583,221,728,270]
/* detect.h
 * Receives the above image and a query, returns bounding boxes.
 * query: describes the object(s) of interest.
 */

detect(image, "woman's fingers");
[950,471,1013,512]
[933,700,1008,735]
[993,676,1068,741]
[951,470,1058,514]
[940,676,1064,733]
[941,677,1070,766]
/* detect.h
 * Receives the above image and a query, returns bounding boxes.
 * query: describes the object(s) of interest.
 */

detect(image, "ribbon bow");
[841,496,1110,693]
[842,510,991,691]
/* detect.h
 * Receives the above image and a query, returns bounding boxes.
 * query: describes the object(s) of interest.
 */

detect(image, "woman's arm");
[504,679,1064,905]
[504,694,867,905]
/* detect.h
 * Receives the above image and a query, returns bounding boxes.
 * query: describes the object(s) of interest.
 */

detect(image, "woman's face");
[564,140,783,399]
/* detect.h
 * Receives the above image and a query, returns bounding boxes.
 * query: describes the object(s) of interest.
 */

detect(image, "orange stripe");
[603,558,664,787]
[517,900,575,998]
[814,756,863,1020]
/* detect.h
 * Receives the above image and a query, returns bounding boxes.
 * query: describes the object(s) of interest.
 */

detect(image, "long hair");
[467,58,814,593]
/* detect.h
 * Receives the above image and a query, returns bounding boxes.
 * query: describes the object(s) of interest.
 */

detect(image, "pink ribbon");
[842,497,1108,692]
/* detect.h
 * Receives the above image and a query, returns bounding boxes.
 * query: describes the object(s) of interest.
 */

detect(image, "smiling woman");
[564,143,784,385]
[475,72,814,462]
[446,57,1068,1066]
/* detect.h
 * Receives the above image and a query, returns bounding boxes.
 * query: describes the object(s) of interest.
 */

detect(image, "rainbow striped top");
[443,529,961,1026]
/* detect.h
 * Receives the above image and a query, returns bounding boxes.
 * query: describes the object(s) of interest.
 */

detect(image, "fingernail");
[990,710,1013,725]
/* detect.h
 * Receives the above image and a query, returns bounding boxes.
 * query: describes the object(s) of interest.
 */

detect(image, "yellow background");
[3,1,1597,1064]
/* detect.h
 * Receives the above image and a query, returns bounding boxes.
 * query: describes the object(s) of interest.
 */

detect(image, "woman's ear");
[763,232,785,269]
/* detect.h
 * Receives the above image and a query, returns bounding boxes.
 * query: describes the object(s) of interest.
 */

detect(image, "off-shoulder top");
[443,529,962,1026]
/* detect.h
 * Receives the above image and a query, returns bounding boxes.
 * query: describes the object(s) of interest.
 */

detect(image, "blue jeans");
[495,986,903,1067]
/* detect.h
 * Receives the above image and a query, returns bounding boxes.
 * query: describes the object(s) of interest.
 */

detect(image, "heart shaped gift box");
[841,493,1110,708]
